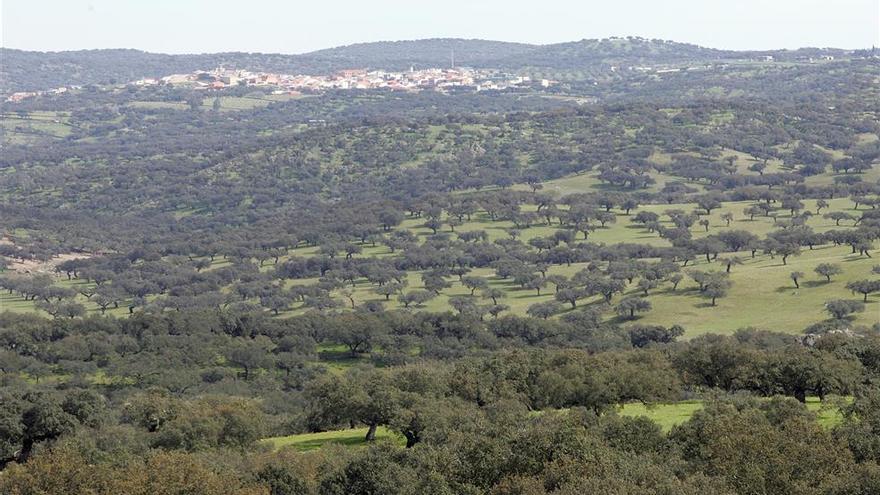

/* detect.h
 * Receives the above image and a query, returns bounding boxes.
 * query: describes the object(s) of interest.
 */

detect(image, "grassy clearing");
[201,96,271,111]
[128,101,188,110]
[620,396,848,431]
[127,94,299,112]
[618,400,704,431]
[631,245,878,335]
[263,426,401,451]
[0,112,73,143]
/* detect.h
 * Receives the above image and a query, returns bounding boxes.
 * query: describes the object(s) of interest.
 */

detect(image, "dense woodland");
[1,40,880,494]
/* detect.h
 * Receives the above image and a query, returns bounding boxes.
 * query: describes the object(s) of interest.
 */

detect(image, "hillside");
[304,38,536,69]
[3,24,880,495]
[1,37,859,93]
[496,37,732,69]
[1,40,536,93]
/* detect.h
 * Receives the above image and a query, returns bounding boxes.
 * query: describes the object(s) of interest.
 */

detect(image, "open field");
[0,111,74,144]
[125,94,302,112]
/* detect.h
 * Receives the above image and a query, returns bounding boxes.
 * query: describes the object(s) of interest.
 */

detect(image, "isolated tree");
[526,301,562,319]
[824,211,856,226]
[525,276,547,296]
[637,278,659,295]
[339,288,357,309]
[398,290,435,308]
[555,287,584,308]
[545,274,570,293]
[696,194,722,215]
[461,276,489,296]
[616,297,652,319]
[814,263,842,282]
[721,212,734,226]
[573,222,595,240]
[825,300,865,320]
[620,198,639,215]
[422,273,452,294]
[701,275,733,306]
[719,256,743,273]
[744,205,763,221]
[781,197,804,216]
[482,287,506,305]
[92,294,115,314]
[855,240,874,258]
[596,212,617,228]
[374,282,405,301]
[776,243,801,265]
[790,271,804,289]
[846,280,880,302]
[692,237,726,262]
[261,292,294,315]
[423,218,442,234]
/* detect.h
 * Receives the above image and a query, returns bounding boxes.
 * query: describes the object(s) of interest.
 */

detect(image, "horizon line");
[0,36,871,57]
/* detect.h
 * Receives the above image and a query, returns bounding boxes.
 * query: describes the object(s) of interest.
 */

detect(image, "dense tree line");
[2,305,880,492]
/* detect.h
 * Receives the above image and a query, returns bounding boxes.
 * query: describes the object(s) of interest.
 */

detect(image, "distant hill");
[305,38,537,69]
[0,37,857,93]
[498,37,733,69]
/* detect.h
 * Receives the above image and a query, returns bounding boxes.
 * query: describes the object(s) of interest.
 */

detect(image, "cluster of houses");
[4,66,554,103]
[130,66,555,94]
[6,85,80,103]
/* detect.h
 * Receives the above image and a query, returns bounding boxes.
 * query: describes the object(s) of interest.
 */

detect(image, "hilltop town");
[6,66,555,103]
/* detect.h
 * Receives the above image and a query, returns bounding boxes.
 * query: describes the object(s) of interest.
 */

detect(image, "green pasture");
[262,426,401,452]
[618,396,846,431]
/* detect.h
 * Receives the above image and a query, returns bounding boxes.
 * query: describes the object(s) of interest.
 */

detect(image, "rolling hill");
[1,37,859,93]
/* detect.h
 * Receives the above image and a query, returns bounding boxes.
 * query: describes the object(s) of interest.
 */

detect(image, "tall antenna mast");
[451,49,455,69]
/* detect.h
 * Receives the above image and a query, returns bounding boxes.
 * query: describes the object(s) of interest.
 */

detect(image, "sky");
[2,0,878,54]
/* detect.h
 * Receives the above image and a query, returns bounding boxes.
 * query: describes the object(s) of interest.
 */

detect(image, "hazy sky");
[2,0,878,53]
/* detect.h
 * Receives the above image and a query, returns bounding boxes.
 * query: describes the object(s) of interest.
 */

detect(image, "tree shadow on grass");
[775,286,799,293]
[675,287,702,296]
[802,280,830,288]
[842,255,873,263]
[760,261,791,269]
[609,314,646,324]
